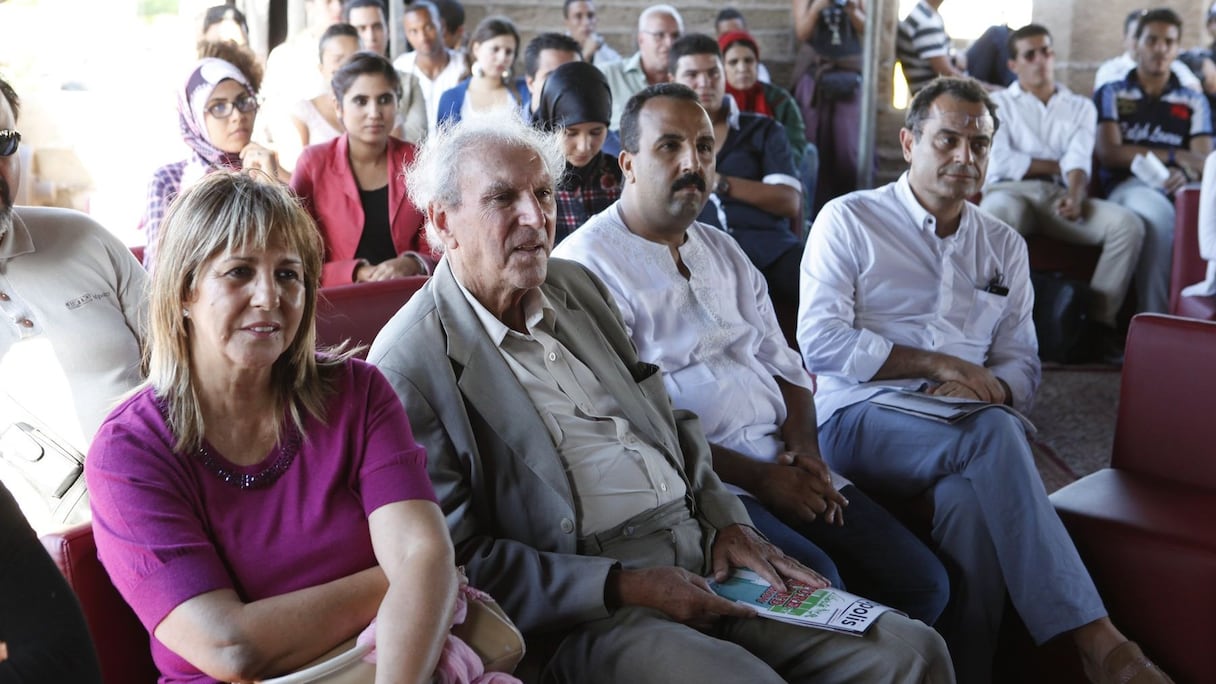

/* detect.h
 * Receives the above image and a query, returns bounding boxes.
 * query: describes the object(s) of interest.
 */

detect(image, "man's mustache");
[671,173,706,193]
[939,164,979,178]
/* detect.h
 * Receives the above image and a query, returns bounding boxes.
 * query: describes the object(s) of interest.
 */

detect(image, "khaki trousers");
[980,180,1145,326]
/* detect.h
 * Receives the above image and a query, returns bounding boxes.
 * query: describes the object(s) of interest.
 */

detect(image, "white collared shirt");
[453,277,686,536]
[798,175,1040,423]
[987,82,1097,185]
[393,49,468,131]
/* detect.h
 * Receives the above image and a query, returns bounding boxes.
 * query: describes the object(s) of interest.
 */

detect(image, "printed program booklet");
[868,389,1037,433]
[709,569,894,636]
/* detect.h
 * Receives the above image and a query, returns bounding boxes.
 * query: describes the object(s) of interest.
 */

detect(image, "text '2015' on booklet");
[709,569,895,636]
[868,389,1037,433]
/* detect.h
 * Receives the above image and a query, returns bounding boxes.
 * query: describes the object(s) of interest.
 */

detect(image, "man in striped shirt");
[897,0,963,95]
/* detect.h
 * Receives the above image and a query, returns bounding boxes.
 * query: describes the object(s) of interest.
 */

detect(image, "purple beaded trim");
[196,424,302,490]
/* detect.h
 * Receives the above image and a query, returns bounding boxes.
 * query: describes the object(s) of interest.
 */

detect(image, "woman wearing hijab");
[718,30,808,168]
[531,61,622,243]
[139,50,282,270]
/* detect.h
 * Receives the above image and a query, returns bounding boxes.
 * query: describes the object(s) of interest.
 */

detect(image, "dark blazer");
[290,135,432,286]
[435,77,530,127]
[367,258,749,635]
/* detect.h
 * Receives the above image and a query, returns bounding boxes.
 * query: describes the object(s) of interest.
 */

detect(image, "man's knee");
[865,612,955,683]
[978,190,1032,235]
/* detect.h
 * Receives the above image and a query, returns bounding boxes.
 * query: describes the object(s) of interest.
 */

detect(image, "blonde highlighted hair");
[147,170,342,453]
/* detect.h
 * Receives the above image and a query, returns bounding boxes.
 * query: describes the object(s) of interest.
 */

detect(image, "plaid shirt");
[555,153,623,243]
[138,160,187,270]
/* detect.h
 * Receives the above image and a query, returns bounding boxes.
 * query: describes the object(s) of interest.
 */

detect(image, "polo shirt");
[1094,70,1212,194]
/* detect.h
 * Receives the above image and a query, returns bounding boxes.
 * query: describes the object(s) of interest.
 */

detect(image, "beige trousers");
[980,180,1145,326]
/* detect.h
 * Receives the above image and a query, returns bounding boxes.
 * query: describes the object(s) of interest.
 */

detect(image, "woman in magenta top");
[86,171,456,684]
[291,51,434,287]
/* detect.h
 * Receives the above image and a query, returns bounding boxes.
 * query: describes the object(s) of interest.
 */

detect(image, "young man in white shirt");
[553,83,949,626]
[799,76,1172,684]
[393,0,468,132]
[981,24,1143,345]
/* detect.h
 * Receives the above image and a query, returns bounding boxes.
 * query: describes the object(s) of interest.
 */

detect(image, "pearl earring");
[183,309,191,318]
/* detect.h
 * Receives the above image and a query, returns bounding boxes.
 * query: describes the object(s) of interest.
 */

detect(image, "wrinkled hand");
[612,566,754,627]
[929,354,1005,404]
[1053,193,1084,221]
[710,524,830,594]
[756,452,848,527]
[240,142,281,178]
[1164,168,1188,195]
[357,256,424,282]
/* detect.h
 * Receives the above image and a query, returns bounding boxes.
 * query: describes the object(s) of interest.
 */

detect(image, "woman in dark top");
[291,51,433,286]
[791,0,866,211]
[531,61,622,243]
[0,481,102,683]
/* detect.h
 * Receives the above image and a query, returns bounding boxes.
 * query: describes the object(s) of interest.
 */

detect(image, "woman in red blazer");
[291,51,435,286]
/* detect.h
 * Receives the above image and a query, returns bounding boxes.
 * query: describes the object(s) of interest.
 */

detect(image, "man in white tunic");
[553,83,948,626]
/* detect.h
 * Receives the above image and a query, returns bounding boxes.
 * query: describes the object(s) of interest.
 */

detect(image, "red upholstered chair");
[39,522,159,684]
[1051,313,1216,683]
[316,277,429,358]
[129,244,145,264]
[1168,186,1216,320]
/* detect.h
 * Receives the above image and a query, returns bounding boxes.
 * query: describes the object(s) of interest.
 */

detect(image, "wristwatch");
[715,175,731,196]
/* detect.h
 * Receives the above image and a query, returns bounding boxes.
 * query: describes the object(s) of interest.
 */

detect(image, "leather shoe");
[1086,641,1174,684]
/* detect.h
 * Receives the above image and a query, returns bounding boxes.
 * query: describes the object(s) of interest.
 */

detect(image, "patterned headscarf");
[177,58,255,175]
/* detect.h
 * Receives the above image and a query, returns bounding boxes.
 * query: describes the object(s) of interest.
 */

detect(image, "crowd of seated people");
[6,1,1215,682]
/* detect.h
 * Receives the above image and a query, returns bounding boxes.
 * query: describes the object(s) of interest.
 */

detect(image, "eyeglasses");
[1019,46,1054,62]
[640,29,680,42]
[205,94,259,119]
[0,130,19,157]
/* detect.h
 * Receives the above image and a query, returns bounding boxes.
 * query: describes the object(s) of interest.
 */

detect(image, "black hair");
[433,0,465,37]
[202,5,249,36]
[715,7,745,28]
[562,0,592,19]
[342,0,386,23]
[1134,8,1182,40]
[619,82,700,153]
[904,76,1000,136]
[319,23,360,61]
[332,50,403,102]
[1006,23,1051,59]
[667,33,721,76]
[524,33,583,79]
[1124,9,1147,36]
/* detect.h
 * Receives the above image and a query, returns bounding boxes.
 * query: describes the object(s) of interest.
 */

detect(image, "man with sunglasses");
[0,76,147,532]
[981,24,1144,356]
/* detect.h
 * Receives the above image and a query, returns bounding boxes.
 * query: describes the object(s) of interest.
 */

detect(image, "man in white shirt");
[393,1,468,132]
[553,83,948,625]
[799,77,1171,684]
[0,78,147,532]
[259,0,343,135]
[1093,9,1202,93]
[981,24,1144,341]
[368,111,953,684]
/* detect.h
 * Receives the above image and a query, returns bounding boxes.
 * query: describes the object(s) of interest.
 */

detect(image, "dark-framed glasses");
[205,94,259,119]
[0,129,19,157]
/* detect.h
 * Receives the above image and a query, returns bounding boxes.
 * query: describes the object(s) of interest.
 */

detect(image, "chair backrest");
[1112,313,1216,488]
[39,522,159,684]
[316,277,429,358]
[1169,185,1203,314]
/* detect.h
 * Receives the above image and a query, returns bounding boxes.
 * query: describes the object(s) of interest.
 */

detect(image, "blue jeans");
[741,486,949,626]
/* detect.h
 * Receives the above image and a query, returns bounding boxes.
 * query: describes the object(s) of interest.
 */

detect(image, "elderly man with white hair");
[598,3,683,130]
[367,110,954,684]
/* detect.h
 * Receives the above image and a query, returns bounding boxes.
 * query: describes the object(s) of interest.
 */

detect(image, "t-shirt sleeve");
[353,361,437,514]
[760,120,799,186]
[85,397,234,635]
[1094,84,1119,123]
